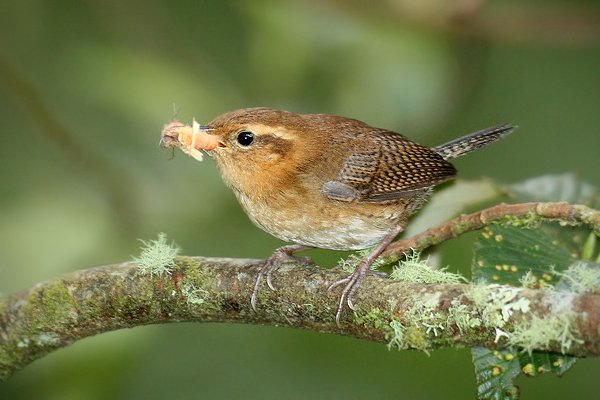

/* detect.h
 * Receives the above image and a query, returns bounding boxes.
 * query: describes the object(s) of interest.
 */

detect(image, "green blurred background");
[1,1,599,399]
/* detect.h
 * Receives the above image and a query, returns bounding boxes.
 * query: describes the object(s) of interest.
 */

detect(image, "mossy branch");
[382,202,600,262]
[1,202,599,382]
[1,257,600,382]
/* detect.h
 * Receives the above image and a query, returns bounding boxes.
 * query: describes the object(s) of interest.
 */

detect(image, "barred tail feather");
[434,124,516,160]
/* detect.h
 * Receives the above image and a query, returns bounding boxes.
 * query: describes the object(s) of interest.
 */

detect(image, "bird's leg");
[251,244,312,311]
[329,224,404,326]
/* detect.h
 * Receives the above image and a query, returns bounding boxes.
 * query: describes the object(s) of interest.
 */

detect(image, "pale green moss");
[355,307,392,331]
[446,298,482,333]
[519,271,538,288]
[387,318,431,354]
[553,261,600,294]
[390,251,466,284]
[404,326,430,354]
[404,294,443,340]
[385,294,440,352]
[25,281,78,328]
[35,332,60,346]
[467,284,530,329]
[388,289,484,351]
[387,320,405,350]
[133,233,179,277]
[508,312,583,354]
[467,279,584,354]
[468,282,491,307]
[180,283,208,305]
[497,211,540,229]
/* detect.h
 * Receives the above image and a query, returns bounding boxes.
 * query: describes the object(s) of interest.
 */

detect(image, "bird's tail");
[434,124,516,160]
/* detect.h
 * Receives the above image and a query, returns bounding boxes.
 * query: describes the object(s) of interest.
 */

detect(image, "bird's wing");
[322,130,456,203]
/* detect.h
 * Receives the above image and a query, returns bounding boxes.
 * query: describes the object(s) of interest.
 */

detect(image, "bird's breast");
[232,188,427,250]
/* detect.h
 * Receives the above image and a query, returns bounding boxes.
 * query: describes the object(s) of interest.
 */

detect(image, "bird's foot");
[329,224,405,326]
[328,258,376,326]
[250,244,312,311]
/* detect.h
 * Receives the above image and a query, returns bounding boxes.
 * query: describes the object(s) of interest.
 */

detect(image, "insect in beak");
[160,119,222,161]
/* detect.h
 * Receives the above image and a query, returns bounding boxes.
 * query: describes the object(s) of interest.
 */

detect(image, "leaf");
[472,347,577,400]
[472,225,575,287]
[472,347,521,400]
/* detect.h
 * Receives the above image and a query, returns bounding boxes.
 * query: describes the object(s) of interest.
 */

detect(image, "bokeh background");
[1,1,599,399]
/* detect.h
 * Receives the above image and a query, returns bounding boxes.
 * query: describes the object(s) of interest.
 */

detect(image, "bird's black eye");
[237,131,254,146]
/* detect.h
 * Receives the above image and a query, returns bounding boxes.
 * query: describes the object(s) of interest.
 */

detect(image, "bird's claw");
[250,244,312,312]
[251,260,278,311]
[330,263,370,326]
[266,271,277,291]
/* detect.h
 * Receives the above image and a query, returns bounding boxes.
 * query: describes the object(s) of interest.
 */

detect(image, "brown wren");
[161,107,514,324]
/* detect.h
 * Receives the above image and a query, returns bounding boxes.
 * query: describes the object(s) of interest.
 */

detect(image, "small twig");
[382,202,600,263]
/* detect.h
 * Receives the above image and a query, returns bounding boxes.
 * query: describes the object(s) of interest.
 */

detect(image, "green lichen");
[403,326,430,353]
[446,298,482,333]
[387,320,404,350]
[133,233,179,277]
[8,280,79,360]
[355,307,392,331]
[387,319,431,353]
[469,284,531,329]
[553,261,600,294]
[497,211,540,229]
[386,292,447,352]
[176,257,225,313]
[25,280,78,329]
[508,313,583,354]
[392,288,488,350]
[390,251,466,284]
[384,294,437,352]
[519,271,538,288]
[467,278,585,354]
[180,283,208,305]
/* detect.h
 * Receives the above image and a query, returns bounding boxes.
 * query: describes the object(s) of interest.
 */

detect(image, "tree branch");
[1,257,599,382]
[383,202,600,262]
[1,202,599,381]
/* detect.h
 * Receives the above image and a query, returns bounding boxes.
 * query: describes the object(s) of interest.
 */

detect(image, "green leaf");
[472,225,575,287]
[472,347,520,400]
[472,347,577,400]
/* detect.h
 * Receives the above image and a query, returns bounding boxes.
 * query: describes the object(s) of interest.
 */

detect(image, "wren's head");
[197,107,332,195]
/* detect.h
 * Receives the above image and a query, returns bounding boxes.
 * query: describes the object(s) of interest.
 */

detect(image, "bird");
[160,107,514,324]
